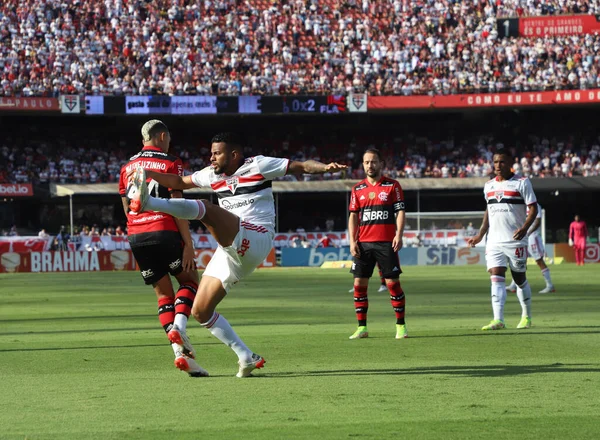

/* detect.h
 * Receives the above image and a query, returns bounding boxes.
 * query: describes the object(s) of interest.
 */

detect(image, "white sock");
[507,280,517,289]
[541,268,553,287]
[145,196,206,220]
[490,275,506,321]
[516,280,532,318]
[201,312,253,363]
[174,313,188,331]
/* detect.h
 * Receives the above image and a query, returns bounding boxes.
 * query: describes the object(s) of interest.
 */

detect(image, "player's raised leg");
[128,167,207,220]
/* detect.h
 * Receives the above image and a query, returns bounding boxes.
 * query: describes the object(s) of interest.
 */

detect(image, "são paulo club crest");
[226,176,239,193]
[494,191,504,202]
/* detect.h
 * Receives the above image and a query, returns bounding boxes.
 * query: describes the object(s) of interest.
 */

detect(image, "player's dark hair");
[147,121,169,139]
[494,148,512,159]
[211,132,244,150]
[363,148,383,161]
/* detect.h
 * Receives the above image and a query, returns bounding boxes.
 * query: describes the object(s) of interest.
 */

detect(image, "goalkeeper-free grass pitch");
[1,265,599,439]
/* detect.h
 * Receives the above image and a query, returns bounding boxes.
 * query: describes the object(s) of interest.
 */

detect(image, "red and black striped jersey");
[118,145,183,235]
[349,176,405,242]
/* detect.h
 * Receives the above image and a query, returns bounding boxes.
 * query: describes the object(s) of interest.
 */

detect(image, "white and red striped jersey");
[190,155,289,232]
[527,203,543,237]
[483,175,537,246]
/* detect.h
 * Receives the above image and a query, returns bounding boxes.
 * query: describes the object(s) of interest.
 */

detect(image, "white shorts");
[203,220,273,291]
[527,233,544,261]
[486,243,528,273]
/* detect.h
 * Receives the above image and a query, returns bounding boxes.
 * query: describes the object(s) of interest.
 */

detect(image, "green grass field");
[1,265,599,440]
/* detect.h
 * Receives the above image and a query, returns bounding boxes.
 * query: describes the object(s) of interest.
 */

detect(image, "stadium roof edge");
[51,176,600,197]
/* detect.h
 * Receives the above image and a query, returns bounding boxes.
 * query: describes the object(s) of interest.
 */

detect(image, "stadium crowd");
[2,123,600,184]
[1,0,600,97]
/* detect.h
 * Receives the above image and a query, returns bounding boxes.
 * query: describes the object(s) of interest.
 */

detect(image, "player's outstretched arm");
[287,160,347,175]
[127,168,197,190]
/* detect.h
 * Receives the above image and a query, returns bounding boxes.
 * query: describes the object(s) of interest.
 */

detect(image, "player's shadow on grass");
[0,341,222,353]
[267,363,600,378]
[0,314,157,323]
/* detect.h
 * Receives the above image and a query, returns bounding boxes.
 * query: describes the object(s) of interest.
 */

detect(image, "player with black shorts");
[118,120,206,377]
[348,148,408,340]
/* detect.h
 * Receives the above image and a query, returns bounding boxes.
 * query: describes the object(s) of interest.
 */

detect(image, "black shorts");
[350,241,402,279]
[128,230,184,285]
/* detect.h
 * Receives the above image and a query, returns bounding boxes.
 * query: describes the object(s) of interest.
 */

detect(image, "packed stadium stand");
[2,110,599,185]
[2,0,600,97]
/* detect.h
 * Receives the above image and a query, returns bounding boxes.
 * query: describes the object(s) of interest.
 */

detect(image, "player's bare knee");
[192,302,213,324]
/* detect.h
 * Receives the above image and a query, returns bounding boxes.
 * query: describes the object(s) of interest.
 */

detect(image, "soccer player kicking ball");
[507,203,555,294]
[468,149,538,330]
[127,132,346,377]
[119,120,204,377]
[348,149,408,340]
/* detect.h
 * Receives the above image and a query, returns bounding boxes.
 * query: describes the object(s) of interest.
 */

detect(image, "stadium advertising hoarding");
[0,249,276,273]
[125,96,218,114]
[96,96,348,115]
[77,232,350,251]
[554,243,600,264]
[281,245,560,267]
[498,15,600,38]
[0,97,59,112]
[0,184,34,197]
[369,89,600,110]
[281,247,418,267]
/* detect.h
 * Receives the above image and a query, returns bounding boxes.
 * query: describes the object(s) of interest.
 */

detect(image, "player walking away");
[126,132,346,377]
[507,203,555,294]
[348,263,387,293]
[348,149,408,340]
[468,149,538,331]
[569,215,588,266]
[119,120,205,377]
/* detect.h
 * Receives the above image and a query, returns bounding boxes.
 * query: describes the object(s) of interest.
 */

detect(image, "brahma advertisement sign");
[0,184,34,197]
[0,249,276,273]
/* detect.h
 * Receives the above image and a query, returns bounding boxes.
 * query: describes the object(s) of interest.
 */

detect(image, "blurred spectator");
[1,0,600,97]
[38,228,50,239]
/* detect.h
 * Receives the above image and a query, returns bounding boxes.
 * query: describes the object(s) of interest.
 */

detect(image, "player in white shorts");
[507,203,555,294]
[127,132,346,377]
[468,149,538,331]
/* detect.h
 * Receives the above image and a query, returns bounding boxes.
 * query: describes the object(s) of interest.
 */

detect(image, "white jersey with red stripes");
[483,175,537,246]
[190,155,289,233]
[527,203,543,237]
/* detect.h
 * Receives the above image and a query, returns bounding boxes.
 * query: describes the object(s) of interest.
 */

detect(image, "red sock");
[157,297,175,332]
[387,281,406,325]
[175,281,198,320]
[353,285,368,326]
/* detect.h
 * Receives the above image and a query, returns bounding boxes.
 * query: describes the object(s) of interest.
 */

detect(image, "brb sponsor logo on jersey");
[362,208,389,222]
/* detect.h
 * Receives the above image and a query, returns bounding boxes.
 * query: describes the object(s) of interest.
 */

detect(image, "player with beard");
[127,132,346,377]
[347,149,408,340]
